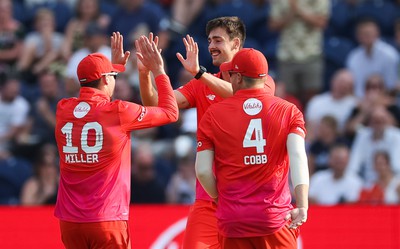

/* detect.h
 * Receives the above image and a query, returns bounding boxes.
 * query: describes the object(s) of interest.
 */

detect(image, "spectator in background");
[358,151,400,205]
[0,0,24,78]
[123,22,151,88]
[0,77,30,159]
[16,8,63,84]
[109,0,168,50]
[308,116,349,175]
[166,0,206,39]
[20,143,58,205]
[0,155,32,204]
[346,106,400,186]
[113,73,141,103]
[274,78,303,113]
[305,69,357,142]
[346,17,399,97]
[61,0,110,61]
[345,74,400,142]
[166,155,196,204]
[130,142,166,204]
[64,21,110,96]
[24,0,77,10]
[309,143,363,205]
[268,0,330,105]
[25,70,63,145]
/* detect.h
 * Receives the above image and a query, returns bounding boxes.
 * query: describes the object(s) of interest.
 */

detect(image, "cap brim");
[220,61,232,72]
[112,63,125,73]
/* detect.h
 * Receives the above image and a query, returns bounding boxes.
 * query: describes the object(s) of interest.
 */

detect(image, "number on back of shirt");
[243,118,266,153]
[61,122,103,153]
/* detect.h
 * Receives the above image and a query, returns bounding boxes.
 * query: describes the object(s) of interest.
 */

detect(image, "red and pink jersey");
[177,73,224,201]
[178,74,276,201]
[197,87,306,237]
[54,75,177,222]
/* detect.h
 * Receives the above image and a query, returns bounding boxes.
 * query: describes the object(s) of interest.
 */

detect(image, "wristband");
[194,66,207,79]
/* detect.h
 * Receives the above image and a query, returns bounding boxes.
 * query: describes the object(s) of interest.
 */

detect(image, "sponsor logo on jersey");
[138,106,147,121]
[206,94,216,101]
[243,98,262,116]
[73,102,90,118]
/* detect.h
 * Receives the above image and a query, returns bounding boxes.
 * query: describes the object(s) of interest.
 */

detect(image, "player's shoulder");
[267,96,303,118]
[270,96,299,109]
[57,97,77,108]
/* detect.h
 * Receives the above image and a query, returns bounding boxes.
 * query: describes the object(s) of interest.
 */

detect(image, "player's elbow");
[163,105,179,123]
[195,165,211,182]
[170,107,179,122]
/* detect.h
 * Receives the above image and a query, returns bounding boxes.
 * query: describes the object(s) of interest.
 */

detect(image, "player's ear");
[233,37,240,50]
[104,76,109,85]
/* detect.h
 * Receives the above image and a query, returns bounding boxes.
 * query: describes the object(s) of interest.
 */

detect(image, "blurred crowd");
[1,0,400,206]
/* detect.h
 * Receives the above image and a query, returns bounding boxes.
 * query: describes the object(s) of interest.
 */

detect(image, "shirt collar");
[234,75,275,97]
[79,87,111,102]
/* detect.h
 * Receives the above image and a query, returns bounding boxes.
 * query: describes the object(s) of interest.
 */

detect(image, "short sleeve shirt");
[197,87,306,237]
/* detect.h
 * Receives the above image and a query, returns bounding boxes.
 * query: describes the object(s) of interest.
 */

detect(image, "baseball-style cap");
[220,48,268,78]
[77,53,125,83]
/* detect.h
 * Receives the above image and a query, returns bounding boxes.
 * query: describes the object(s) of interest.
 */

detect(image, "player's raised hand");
[176,34,200,76]
[136,32,160,74]
[285,207,308,229]
[136,36,165,77]
[111,32,130,65]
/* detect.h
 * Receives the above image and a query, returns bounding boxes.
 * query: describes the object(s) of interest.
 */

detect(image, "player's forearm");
[294,184,309,209]
[152,74,179,122]
[139,71,159,106]
[287,133,309,187]
[195,150,218,198]
[296,10,328,29]
[197,172,218,199]
[268,15,294,31]
[200,73,233,98]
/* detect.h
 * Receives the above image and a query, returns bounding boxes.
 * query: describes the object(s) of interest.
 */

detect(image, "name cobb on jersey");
[242,98,267,165]
[244,154,267,165]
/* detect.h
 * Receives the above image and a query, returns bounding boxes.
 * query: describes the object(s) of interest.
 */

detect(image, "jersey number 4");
[61,122,104,153]
[243,118,266,153]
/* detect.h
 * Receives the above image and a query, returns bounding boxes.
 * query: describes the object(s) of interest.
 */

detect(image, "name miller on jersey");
[65,153,99,163]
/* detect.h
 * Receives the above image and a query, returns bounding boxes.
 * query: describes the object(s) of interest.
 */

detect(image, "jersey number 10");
[61,122,104,153]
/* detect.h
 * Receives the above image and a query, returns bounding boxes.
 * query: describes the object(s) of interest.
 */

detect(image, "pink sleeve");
[119,74,178,131]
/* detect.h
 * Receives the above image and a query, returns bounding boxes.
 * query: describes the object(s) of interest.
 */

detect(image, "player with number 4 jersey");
[54,34,178,249]
[196,48,309,249]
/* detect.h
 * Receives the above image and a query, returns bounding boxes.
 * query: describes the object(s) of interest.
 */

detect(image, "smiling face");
[207,27,240,67]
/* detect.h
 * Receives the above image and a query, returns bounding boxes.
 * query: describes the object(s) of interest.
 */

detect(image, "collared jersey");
[178,73,276,201]
[54,74,177,222]
[197,87,306,237]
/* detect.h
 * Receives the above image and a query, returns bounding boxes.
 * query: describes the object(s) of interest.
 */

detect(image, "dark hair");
[373,150,391,168]
[80,79,101,88]
[321,115,338,130]
[75,0,100,20]
[206,16,246,48]
[355,16,379,30]
[242,75,262,86]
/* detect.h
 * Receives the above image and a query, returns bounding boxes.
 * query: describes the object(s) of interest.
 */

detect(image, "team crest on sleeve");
[73,102,90,118]
[296,127,305,136]
[243,98,262,116]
